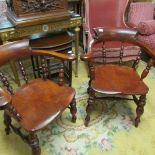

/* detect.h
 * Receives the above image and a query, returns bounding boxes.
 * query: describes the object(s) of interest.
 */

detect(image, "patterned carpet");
[38,93,134,155]
[0,61,155,155]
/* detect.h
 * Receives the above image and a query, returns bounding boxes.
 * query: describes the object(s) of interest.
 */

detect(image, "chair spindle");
[6,104,21,121]
[119,45,124,64]
[18,59,28,84]
[0,72,14,95]
[58,61,64,86]
[41,56,48,79]
[141,58,155,80]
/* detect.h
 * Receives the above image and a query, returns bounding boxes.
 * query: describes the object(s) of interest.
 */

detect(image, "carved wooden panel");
[5,0,70,27]
[6,0,68,17]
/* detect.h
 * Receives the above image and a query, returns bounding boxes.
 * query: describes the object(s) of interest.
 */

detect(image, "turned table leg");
[74,26,80,77]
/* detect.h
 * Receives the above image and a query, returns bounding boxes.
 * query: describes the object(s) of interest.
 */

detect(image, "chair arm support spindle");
[58,61,65,86]
[32,50,76,61]
[141,58,155,80]
[89,63,95,80]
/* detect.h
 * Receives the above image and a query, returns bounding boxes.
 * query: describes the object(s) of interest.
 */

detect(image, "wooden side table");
[0,16,81,85]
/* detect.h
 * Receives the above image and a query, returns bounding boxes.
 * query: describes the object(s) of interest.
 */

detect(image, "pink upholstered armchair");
[127,2,155,49]
[83,0,140,63]
[83,0,128,51]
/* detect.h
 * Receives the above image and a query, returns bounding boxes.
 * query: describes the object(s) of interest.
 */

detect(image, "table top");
[0,13,81,43]
[0,0,82,31]
[0,13,81,30]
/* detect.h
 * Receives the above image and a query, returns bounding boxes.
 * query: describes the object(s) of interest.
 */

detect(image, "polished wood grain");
[81,28,155,127]
[12,78,75,131]
[30,32,73,49]
[0,39,77,155]
[6,0,70,27]
[92,64,149,95]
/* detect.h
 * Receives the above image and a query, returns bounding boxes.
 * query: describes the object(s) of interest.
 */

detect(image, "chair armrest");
[82,27,155,60]
[32,49,76,61]
[80,52,93,62]
[0,88,11,110]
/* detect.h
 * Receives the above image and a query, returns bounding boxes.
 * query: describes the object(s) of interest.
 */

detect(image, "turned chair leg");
[28,133,41,155]
[70,97,77,123]
[4,112,12,135]
[85,89,95,127]
[135,94,146,127]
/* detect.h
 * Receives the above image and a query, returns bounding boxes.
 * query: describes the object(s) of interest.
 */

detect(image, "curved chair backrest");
[0,40,75,95]
[0,40,31,66]
[83,0,138,55]
[84,0,129,32]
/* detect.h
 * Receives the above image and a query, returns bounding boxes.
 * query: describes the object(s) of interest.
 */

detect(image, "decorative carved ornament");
[5,0,69,27]
[6,0,68,17]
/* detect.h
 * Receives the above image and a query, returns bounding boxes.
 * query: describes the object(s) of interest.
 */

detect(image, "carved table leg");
[85,89,95,127]
[135,94,146,127]
[74,26,80,77]
[4,112,12,135]
[28,133,41,155]
[70,97,77,123]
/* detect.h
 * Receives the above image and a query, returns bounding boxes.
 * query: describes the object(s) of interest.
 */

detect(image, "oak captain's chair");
[81,27,155,127]
[0,40,77,155]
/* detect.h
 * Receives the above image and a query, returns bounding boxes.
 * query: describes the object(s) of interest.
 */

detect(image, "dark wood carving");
[21,0,65,13]
[6,0,70,27]
[7,0,68,16]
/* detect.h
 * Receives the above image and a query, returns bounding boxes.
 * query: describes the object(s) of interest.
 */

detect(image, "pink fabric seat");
[128,2,155,49]
[83,0,140,62]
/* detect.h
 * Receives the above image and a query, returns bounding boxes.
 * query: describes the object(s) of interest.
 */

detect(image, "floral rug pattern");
[38,84,134,155]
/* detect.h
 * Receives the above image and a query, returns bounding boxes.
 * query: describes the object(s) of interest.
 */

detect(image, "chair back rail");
[81,28,155,81]
[90,28,155,59]
[0,39,75,94]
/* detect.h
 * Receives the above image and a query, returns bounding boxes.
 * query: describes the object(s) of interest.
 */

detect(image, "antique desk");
[0,14,81,85]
